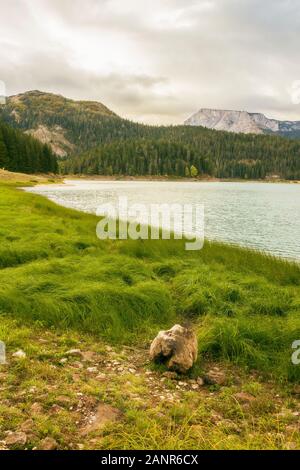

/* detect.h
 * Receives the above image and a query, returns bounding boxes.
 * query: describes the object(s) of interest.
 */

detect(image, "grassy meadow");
[0,178,300,449]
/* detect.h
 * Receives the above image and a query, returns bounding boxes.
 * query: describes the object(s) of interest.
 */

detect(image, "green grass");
[0,182,299,382]
[1,314,299,450]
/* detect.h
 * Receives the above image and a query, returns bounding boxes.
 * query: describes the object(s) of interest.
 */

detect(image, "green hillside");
[66,134,300,180]
[1,91,300,179]
[0,90,118,157]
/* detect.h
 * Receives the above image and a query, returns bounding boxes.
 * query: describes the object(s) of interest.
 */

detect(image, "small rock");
[60,358,68,364]
[38,437,58,450]
[12,350,26,359]
[49,404,64,414]
[72,373,81,382]
[81,403,123,435]
[211,412,223,424]
[86,367,98,374]
[81,351,96,362]
[65,349,82,357]
[219,419,242,434]
[196,377,204,386]
[30,402,43,415]
[204,370,226,386]
[96,373,106,380]
[233,392,256,404]
[5,432,27,447]
[20,419,34,433]
[72,361,84,369]
[56,395,71,407]
[191,384,199,390]
[112,360,121,366]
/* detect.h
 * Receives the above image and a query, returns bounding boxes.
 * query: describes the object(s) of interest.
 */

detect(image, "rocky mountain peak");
[184,108,300,137]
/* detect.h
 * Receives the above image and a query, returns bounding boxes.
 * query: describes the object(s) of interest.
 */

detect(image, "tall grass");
[0,183,299,380]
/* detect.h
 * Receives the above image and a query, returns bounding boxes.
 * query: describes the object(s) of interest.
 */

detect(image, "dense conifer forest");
[0,120,58,174]
[65,132,300,180]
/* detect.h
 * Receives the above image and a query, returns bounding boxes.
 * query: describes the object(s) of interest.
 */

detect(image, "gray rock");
[150,324,198,374]
[197,377,204,386]
[233,392,256,404]
[86,366,98,374]
[5,431,27,447]
[12,349,26,359]
[38,437,58,450]
[65,349,83,357]
[204,369,226,386]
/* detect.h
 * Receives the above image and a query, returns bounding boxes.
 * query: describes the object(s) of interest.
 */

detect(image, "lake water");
[26,180,300,261]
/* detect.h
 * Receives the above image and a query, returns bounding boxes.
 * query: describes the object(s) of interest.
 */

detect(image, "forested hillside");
[66,134,300,180]
[0,120,58,174]
[0,91,119,156]
[1,91,300,179]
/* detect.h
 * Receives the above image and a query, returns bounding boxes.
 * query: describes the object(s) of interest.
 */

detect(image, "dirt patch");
[81,403,123,435]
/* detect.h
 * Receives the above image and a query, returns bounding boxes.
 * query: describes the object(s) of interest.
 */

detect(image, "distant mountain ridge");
[184,108,300,138]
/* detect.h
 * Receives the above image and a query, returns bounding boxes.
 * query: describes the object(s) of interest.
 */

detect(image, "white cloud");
[0,0,300,123]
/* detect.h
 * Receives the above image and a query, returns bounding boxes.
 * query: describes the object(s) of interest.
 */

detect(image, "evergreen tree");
[0,120,58,174]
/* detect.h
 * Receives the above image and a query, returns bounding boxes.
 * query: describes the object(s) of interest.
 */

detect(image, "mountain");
[1,91,300,180]
[0,119,58,174]
[184,108,300,138]
[0,91,118,157]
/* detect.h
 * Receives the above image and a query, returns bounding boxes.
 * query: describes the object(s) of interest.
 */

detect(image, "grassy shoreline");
[0,175,300,449]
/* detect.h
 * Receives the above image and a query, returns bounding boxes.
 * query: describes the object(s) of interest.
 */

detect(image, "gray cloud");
[1,0,300,124]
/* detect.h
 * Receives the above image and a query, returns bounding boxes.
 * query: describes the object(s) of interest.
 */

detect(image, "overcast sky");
[1,0,300,124]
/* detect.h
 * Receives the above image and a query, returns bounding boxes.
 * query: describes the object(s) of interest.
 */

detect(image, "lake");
[26,180,300,261]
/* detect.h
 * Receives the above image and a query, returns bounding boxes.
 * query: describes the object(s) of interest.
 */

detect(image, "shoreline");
[23,179,300,265]
[1,169,299,185]
[64,174,300,184]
